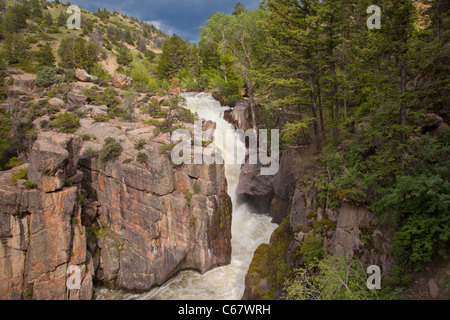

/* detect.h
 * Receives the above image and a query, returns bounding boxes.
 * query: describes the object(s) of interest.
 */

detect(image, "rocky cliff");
[0,78,232,299]
[242,159,395,300]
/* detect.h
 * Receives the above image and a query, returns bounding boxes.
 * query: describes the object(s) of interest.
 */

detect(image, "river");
[94,92,278,300]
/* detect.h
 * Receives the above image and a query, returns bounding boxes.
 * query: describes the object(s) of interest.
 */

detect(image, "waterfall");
[95,92,278,300]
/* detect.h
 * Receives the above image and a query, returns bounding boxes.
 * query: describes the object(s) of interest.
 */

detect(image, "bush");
[134,138,147,150]
[283,255,382,301]
[5,157,22,169]
[136,152,148,164]
[36,67,57,88]
[23,180,37,189]
[99,137,123,163]
[50,112,80,133]
[11,168,27,182]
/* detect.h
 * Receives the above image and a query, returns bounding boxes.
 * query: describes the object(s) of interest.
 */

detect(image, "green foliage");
[37,42,56,67]
[193,182,200,194]
[136,152,148,164]
[159,143,176,155]
[36,67,58,88]
[300,233,323,267]
[23,180,37,189]
[284,255,382,300]
[116,44,133,66]
[11,168,28,182]
[134,139,147,150]
[99,137,123,163]
[157,34,187,79]
[5,157,22,169]
[50,112,80,133]
[84,86,121,115]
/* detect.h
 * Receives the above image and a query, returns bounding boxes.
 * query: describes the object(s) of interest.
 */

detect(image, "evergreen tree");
[116,44,133,66]
[156,34,187,79]
[232,2,246,16]
[37,42,56,67]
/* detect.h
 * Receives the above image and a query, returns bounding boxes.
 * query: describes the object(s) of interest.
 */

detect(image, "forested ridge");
[0,0,448,299]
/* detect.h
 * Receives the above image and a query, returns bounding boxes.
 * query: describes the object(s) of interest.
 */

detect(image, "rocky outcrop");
[237,150,275,215]
[243,185,395,300]
[75,69,95,83]
[1,112,232,299]
[67,92,88,106]
[111,74,132,89]
[77,120,232,292]
[28,133,82,193]
[12,74,36,95]
[237,147,313,224]
[0,142,93,300]
[78,105,108,118]
[229,100,252,131]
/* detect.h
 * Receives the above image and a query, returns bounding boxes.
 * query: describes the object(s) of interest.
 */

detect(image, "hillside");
[0,0,166,87]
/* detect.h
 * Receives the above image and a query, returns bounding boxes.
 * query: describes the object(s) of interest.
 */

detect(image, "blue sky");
[64,0,262,43]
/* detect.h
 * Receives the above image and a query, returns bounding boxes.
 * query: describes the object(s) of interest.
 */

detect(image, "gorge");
[95,92,278,300]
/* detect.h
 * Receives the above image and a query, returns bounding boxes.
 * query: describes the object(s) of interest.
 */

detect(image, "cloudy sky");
[65,0,262,43]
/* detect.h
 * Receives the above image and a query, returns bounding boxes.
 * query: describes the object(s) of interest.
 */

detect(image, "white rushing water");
[95,92,278,300]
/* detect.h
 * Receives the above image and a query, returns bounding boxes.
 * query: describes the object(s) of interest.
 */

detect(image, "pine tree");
[58,36,76,69]
[156,34,187,79]
[38,42,56,67]
[264,0,323,150]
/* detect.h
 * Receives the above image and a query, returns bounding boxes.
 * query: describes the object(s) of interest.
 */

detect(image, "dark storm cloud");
[65,0,261,42]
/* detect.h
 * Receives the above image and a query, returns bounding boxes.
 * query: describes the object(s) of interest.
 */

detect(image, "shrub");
[83,147,100,158]
[300,233,324,266]
[23,180,37,189]
[134,138,147,150]
[50,112,80,133]
[283,255,382,301]
[159,143,176,155]
[99,137,123,163]
[193,182,201,194]
[136,152,148,164]
[5,157,22,169]
[36,67,57,88]
[11,168,28,182]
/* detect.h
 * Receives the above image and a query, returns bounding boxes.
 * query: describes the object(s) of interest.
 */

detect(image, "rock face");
[229,100,252,131]
[0,113,233,299]
[243,186,395,300]
[77,120,232,292]
[237,147,312,224]
[12,74,36,95]
[67,92,88,106]
[111,73,132,89]
[28,133,82,193]
[0,151,93,300]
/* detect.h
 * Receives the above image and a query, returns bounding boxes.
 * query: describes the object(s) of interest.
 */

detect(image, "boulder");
[12,74,36,95]
[28,133,82,193]
[79,105,109,118]
[230,100,252,131]
[67,92,88,106]
[237,149,275,214]
[111,73,132,89]
[75,68,94,82]
[48,97,65,107]
[0,186,93,300]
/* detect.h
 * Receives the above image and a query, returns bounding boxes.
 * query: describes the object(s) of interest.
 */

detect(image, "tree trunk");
[400,12,409,142]
[331,63,339,141]
[308,69,321,152]
[317,82,326,138]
